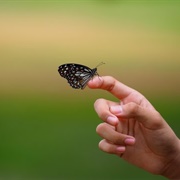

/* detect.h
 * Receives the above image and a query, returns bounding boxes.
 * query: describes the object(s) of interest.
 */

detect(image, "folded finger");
[94,98,119,126]
[96,123,135,145]
[99,139,126,155]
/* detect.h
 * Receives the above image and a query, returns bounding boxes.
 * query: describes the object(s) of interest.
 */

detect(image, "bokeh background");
[0,0,180,179]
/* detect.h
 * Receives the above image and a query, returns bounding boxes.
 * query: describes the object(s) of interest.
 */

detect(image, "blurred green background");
[0,0,180,179]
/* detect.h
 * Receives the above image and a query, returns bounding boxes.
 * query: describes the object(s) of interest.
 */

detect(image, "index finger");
[88,76,134,100]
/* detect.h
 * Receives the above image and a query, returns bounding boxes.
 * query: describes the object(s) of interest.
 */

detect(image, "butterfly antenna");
[96,62,105,68]
[95,62,105,80]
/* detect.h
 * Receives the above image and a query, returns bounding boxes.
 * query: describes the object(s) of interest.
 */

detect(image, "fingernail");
[124,137,135,145]
[116,146,126,152]
[93,76,102,82]
[107,116,118,125]
[110,105,123,116]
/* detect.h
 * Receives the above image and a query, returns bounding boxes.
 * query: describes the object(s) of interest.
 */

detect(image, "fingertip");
[124,137,136,145]
[107,116,119,126]
[116,146,126,153]
[110,105,123,116]
[88,76,103,89]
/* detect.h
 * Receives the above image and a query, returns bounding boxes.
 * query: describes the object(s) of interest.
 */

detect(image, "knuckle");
[94,99,100,108]
[105,77,116,92]
[94,98,105,110]
[96,123,106,134]
[98,140,114,154]
[94,98,110,121]
[98,140,107,152]
[152,111,164,128]
[98,140,104,149]
[98,111,108,121]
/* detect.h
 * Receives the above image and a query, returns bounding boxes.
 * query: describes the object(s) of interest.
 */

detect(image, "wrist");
[162,139,180,179]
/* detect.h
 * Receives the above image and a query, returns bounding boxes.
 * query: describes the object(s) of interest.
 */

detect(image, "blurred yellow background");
[0,1,180,179]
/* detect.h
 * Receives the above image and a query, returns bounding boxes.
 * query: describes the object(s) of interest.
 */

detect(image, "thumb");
[110,102,164,130]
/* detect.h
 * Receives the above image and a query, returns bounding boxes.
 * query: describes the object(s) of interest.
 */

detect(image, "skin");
[88,76,180,179]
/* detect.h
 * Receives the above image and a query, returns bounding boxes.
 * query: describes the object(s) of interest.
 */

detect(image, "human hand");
[88,76,180,179]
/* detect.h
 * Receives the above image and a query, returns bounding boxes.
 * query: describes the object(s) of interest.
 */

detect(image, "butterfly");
[58,62,104,89]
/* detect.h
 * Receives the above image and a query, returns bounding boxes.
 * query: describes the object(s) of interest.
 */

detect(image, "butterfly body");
[58,63,99,89]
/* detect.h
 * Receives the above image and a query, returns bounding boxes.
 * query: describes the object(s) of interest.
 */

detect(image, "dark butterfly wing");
[58,63,98,89]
